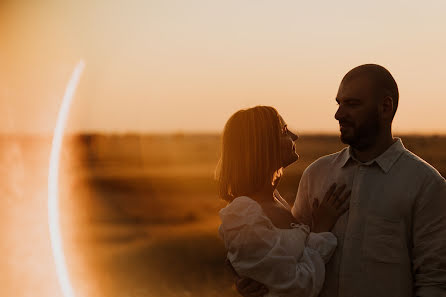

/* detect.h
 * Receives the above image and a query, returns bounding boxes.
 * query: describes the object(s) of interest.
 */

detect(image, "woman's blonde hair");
[216,106,284,202]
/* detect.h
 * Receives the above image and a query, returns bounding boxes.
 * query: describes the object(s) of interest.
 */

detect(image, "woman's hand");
[235,278,269,297]
[311,183,350,232]
[225,259,268,297]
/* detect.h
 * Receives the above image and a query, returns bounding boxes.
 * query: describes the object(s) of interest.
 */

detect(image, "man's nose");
[335,105,344,121]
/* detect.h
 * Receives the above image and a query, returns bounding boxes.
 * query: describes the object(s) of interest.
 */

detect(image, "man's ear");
[382,96,394,121]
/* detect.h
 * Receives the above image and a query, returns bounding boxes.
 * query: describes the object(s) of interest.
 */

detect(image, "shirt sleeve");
[306,232,338,264]
[219,197,329,297]
[291,168,313,226]
[412,174,446,296]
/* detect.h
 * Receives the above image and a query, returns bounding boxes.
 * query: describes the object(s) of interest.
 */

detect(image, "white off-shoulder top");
[219,196,337,297]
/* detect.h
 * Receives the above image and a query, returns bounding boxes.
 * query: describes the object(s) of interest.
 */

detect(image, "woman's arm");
[219,197,329,297]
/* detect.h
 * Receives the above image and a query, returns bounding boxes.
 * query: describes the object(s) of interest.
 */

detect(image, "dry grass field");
[59,133,446,297]
[1,134,445,297]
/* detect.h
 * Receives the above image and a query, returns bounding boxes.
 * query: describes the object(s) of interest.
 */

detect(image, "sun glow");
[48,60,85,297]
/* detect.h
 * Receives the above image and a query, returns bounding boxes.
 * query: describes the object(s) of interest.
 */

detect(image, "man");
[234,64,446,297]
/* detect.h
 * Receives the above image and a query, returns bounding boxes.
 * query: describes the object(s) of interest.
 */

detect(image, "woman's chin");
[282,153,299,168]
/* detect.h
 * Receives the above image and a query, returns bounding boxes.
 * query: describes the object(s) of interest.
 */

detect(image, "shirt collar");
[339,138,406,173]
[338,146,352,168]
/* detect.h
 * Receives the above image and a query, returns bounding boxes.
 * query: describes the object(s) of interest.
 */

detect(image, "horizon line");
[1,130,446,137]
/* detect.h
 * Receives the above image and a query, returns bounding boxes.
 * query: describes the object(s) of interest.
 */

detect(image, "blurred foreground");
[1,134,445,297]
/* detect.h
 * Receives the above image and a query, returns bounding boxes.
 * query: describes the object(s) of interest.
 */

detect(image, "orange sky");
[0,0,445,134]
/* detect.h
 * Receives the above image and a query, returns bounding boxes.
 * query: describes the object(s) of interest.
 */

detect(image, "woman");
[216,106,350,297]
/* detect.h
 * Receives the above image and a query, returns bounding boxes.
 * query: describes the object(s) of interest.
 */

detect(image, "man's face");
[335,76,382,150]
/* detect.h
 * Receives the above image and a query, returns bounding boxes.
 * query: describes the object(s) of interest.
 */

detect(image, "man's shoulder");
[303,147,349,176]
[400,148,445,182]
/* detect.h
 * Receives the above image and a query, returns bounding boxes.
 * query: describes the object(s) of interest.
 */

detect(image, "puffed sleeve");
[219,197,333,297]
[306,232,337,264]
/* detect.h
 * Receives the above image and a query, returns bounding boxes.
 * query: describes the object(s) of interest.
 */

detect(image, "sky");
[0,0,445,134]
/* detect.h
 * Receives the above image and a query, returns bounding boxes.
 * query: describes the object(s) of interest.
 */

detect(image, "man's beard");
[340,110,381,151]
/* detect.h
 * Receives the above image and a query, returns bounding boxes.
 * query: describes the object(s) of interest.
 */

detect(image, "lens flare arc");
[48,60,85,297]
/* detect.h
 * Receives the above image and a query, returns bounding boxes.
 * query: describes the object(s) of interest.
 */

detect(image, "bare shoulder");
[259,201,298,229]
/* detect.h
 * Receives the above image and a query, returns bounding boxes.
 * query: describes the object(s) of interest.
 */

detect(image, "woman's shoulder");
[220,196,262,216]
[219,196,272,230]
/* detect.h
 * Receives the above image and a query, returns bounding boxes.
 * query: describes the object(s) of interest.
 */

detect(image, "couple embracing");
[217,64,446,297]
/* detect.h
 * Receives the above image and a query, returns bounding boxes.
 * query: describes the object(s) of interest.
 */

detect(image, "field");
[1,134,445,297]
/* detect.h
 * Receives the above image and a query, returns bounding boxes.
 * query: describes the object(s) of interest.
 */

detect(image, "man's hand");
[225,259,269,297]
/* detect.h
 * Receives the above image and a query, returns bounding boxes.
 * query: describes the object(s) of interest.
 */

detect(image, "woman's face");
[279,116,299,168]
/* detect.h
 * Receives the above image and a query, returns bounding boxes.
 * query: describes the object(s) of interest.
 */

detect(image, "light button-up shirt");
[291,138,446,297]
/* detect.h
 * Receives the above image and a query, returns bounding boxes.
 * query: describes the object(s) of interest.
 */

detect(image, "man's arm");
[412,174,446,296]
[291,168,313,226]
